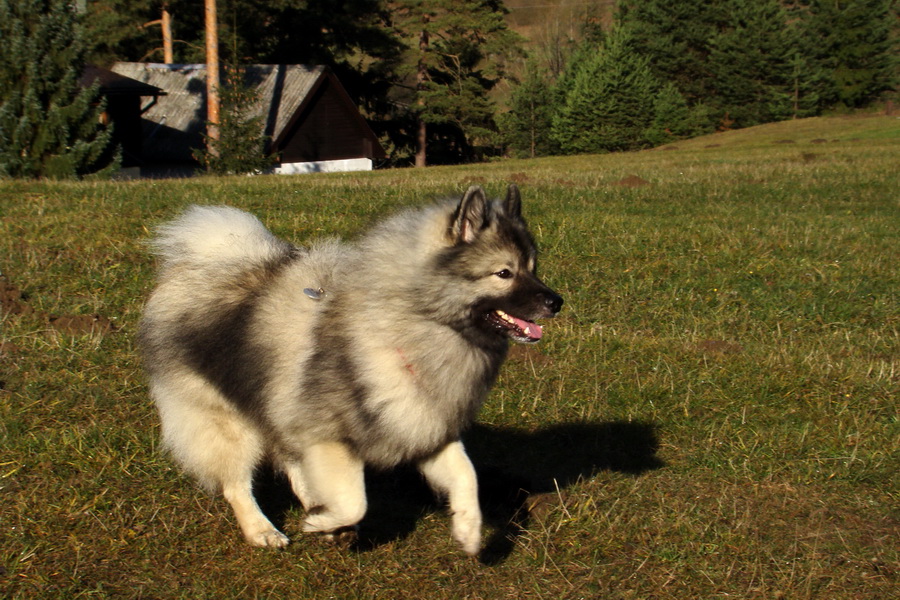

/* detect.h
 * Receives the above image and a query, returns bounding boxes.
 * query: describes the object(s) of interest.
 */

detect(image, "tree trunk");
[414,26,428,168]
[204,0,220,158]
[415,117,426,168]
[529,99,536,159]
[161,6,173,64]
[142,4,174,63]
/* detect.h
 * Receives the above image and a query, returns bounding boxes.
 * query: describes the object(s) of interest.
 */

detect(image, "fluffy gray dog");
[138,185,562,554]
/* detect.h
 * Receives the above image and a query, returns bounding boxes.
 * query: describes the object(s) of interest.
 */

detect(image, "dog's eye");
[494,269,513,279]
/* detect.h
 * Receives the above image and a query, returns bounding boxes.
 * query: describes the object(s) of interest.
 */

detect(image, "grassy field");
[1,114,897,599]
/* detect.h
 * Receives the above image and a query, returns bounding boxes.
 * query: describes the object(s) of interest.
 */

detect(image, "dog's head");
[435,184,563,344]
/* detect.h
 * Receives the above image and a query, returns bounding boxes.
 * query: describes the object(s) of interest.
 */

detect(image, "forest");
[1,0,897,176]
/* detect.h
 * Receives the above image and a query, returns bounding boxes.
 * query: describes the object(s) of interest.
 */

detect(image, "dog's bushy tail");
[150,205,293,270]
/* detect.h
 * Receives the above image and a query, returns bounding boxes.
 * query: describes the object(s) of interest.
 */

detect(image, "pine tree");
[551,25,659,154]
[644,82,713,146]
[0,0,117,179]
[194,66,274,175]
[499,59,558,158]
[785,49,825,118]
[707,0,796,128]
[82,0,160,65]
[551,29,604,117]
[616,0,726,105]
[795,0,897,110]
[390,0,524,165]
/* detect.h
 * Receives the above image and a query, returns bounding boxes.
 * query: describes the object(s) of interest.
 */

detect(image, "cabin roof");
[109,63,384,163]
[81,65,165,97]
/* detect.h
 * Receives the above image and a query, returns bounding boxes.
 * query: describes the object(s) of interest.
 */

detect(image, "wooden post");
[205,0,221,157]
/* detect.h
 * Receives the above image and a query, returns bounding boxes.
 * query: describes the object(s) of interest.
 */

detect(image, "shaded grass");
[1,115,897,598]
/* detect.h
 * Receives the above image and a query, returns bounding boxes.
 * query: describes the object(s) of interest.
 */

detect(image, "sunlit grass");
[1,114,897,599]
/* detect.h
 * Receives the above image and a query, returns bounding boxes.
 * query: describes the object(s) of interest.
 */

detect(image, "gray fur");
[138,185,562,554]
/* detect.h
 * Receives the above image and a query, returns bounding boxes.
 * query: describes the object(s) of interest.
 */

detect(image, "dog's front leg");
[419,440,481,556]
[299,441,367,535]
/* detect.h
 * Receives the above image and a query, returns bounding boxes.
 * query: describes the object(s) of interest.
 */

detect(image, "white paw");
[246,528,290,548]
[452,509,482,556]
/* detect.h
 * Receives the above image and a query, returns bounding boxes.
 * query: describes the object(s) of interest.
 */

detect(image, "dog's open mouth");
[488,309,543,343]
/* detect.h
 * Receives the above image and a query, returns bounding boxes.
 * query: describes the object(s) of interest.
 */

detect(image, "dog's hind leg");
[419,440,482,556]
[213,425,288,547]
[152,376,289,548]
[299,442,367,535]
[222,478,290,548]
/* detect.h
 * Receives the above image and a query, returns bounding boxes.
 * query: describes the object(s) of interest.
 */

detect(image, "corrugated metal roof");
[110,63,326,160]
[81,65,165,97]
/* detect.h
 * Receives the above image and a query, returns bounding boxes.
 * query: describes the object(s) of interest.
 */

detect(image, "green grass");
[1,114,897,599]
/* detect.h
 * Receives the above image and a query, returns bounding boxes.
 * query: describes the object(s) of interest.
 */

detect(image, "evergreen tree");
[616,0,726,105]
[500,20,604,159]
[193,65,275,175]
[644,82,713,146]
[390,0,524,165]
[644,82,691,147]
[0,0,117,179]
[707,0,796,128]
[499,59,558,158]
[82,0,159,65]
[551,25,659,154]
[785,49,826,118]
[551,29,604,115]
[794,0,897,109]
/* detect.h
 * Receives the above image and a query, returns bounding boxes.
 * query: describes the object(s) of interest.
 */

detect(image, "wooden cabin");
[110,63,385,176]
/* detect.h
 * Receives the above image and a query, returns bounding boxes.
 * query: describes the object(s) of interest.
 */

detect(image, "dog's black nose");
[539,292,563,315]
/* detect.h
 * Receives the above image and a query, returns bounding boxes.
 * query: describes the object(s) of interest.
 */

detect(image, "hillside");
[505,0,616,43]
[667,113,900,150]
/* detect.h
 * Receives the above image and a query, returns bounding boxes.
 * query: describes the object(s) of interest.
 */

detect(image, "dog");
[138,185,563,555]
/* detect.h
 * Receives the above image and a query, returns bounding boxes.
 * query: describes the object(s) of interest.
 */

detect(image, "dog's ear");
[503,184,522,220]
[452,186,491,244]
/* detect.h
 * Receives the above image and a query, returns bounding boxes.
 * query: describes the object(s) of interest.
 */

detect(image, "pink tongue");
[510,315,543,340]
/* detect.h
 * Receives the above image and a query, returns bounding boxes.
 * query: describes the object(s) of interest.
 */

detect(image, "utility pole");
[204,0,221,157]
